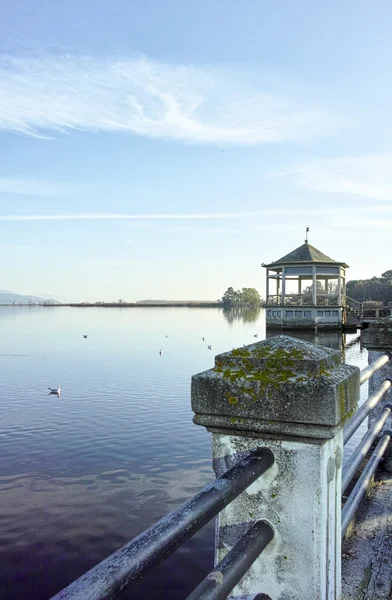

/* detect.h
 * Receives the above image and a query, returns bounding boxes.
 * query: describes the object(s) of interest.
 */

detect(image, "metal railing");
[185,520,273,600]
[342,433,391,537]
[362,307,391,320]
[341,351,392,536]
[50,449,274,600]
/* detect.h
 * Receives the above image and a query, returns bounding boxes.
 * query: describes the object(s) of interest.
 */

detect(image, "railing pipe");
[341,432,391,538]
[185,520,274,600]
[343,379,392,445]
[359,353,391,385]
[50,448,274,600]
[342,405,392,494]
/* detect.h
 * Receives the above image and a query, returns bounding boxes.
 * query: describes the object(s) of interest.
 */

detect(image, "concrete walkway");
[342,468,392,599]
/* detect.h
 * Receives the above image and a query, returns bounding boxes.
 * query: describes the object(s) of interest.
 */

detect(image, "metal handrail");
[341,432,391,538]
[185,520,274,600]
[360,352,391,385]
[342,405,392,494]
[343,379,392,445]
[50,448,274,600]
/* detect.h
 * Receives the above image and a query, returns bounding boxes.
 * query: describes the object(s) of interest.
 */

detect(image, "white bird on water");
[48,386,60,396]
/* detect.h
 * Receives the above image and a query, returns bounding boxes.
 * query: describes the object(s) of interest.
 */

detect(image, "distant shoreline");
[0,301,223,308]
[0,301,265,308]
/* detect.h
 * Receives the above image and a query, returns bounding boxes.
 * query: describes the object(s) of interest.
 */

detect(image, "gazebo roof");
[264,242,349,269]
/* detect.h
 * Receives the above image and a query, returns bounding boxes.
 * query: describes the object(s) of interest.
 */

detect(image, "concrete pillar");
[362,319,392,436]
[312,265,317,305]
[192,335,359,600]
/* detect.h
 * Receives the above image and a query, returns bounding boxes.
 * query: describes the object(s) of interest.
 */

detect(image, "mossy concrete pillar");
[362,319,392,467]
[192,335,359,600]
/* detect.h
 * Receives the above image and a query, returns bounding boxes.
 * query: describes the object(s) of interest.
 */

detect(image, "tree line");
[346,271,392,305]
[221,287,261,307]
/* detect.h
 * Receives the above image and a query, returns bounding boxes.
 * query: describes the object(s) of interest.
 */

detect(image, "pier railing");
[49,320,392,600]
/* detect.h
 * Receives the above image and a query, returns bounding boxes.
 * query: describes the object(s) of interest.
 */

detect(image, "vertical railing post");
[362,319,392,470]
[192,335,359,600]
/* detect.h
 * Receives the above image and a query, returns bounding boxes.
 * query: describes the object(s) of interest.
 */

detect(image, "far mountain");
[0,291,60,305]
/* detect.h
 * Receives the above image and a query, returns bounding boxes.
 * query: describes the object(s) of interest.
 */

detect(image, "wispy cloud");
[0,54,332,144]
[2,206,392,224]
[285,154,392,200]
[124,239,134,244]
[0,210,295,221]
[92,259,145,266]
[163,225,248,235]
[0,177,69,196]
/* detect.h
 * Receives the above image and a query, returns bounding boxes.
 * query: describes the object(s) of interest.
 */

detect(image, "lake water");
[0,306,368,599]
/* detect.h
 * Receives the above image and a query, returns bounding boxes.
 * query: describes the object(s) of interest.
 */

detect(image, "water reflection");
[222,305,261,324]
[266,330,362,365]
[266,329,345,351]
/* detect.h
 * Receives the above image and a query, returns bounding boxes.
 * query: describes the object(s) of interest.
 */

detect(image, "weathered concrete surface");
[342,469,392,600]
[212,432,343,600]
[192,335,359,440]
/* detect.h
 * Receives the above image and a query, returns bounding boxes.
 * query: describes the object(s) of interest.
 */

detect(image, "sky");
[1,1,392,301]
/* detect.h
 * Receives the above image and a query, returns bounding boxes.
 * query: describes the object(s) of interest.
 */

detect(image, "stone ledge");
[192,336,359,438]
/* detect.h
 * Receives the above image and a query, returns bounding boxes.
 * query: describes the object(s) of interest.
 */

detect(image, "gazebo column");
[338,270,342,305]
[282,267,286,305]
[266,269,270,303]
[312,265,317,305]
[325,278,328,293]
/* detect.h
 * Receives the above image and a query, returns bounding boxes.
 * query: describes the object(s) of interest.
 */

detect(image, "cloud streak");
[0,177,70,196]
[0,210,313,221]
[286,154,392,200]
[0,54,331,144]
[92,259,145,266]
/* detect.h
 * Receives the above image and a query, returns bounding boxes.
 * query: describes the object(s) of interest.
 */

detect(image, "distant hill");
[0,290,60,305]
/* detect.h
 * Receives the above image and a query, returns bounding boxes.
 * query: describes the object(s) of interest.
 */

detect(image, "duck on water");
[48,386,60,396]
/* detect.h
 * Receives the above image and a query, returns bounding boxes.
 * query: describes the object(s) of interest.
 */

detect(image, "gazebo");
[262,240,349,329]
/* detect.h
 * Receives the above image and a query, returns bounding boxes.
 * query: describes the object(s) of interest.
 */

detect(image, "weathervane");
[305,226,309,243]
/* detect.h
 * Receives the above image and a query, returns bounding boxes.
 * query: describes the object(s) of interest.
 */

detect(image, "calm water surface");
[0,307,367,599]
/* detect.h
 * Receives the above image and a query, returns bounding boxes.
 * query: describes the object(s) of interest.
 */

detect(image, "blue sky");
[1,1,392,301]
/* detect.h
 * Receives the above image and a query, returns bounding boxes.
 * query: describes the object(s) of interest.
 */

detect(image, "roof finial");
[305,226,309,244]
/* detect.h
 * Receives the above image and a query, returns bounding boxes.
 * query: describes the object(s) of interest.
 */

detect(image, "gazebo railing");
[266,293,340,306]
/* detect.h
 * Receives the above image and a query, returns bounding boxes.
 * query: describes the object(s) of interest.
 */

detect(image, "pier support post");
[192,335,359,600]
[362,319,392,470]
